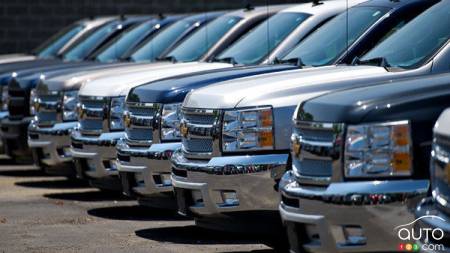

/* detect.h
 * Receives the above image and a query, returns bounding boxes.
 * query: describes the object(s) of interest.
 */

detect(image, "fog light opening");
[104,160,118,171]
[305,224,321,245]
[191,190,203,205]
[343,225,366,246]
[160,174,172,186]
[134,172,145,186]
[86,159,96,171]
[58,147,72,158]
[153,174,172,187]
[220,190,239,206]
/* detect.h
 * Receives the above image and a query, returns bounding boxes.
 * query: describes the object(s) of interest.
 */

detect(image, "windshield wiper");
[273,57,305,68]
[352,57,391,68]
[213,57,238,65]
[156,55,178,63]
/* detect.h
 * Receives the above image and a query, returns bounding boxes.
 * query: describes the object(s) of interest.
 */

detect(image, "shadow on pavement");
[87,205,189,221]
[15,179,90,189]
[135,225,265,245]
[44,190,130,202]
[219,251,275,253]
[0,168,47,177]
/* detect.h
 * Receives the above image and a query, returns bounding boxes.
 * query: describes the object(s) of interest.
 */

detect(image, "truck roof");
[224,4,296,19]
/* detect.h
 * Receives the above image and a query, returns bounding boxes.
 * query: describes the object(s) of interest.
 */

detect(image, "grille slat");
[184,113,216,125]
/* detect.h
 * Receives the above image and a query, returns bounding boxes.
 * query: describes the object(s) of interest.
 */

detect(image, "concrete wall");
[0,0,302,54]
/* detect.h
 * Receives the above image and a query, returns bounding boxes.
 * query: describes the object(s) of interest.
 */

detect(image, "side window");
[356,5,433,58]
[295,15,336,46]
[212,17,265,57]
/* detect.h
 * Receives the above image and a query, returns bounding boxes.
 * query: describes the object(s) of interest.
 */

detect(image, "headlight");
[62,90,79,121]
[109,97,125,131]
[222,107,274,152]
[1,85,8,111]
[161,103,181,141]
[29,88,38,115]
[344,120,412,178]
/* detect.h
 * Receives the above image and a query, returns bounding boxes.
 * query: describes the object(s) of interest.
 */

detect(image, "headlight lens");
[1,85,8,111]
[344,120,412,178]
[62,90,79,121]
[109,97,125,131]
[161,103,181,141]
[29,88,38,115]
[222,107,274,152]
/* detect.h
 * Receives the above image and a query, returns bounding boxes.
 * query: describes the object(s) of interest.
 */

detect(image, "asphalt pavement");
[0,164,275,253]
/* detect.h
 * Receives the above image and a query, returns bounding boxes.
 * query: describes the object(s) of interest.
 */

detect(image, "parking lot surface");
[0,164,274,253]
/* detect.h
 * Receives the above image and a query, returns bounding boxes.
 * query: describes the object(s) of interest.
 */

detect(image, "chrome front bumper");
[279,171,430,253]
[71,130,124,179]
[0,111,9,158]
[116,139,180,197]
[28,121,77,167]
[171,150,288,217]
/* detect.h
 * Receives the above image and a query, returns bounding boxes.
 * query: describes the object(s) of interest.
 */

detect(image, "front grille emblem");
[123,111,131,128]
[292,137,301,157]
[180,122,188,138]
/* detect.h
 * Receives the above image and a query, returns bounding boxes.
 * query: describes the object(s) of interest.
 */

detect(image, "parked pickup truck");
[414,108,450,251]
[280,72,450,252]
[2,16,155,162]
[0,17,115,66]
[27,14,214,175]
[171,0,448,236]
[116,0,426,209]
[70,5,293,191]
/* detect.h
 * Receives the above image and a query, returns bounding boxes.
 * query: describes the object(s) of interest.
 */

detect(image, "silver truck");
[171,0,449,235]
[116,0,365,209]
[414,109,450,252]
[27,13,222,174]
[70,5,292,190]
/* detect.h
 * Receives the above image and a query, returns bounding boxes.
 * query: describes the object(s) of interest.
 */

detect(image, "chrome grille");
[291,121,344,186]
[8,85,26,119]
[180,108,221,159]
[432,134,450,213]
[78,96,107,136]
[125,103,159,145]
[36,92,61,127]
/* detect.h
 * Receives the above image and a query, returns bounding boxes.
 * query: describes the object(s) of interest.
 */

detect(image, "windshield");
[63,22,119,61]
[95,21,157,62]
[283,6,389,66]
[35,24,84,58]
[130,20,195,62]
[361,2,450,69]
[166,16,242,62]
[216,13,310,65]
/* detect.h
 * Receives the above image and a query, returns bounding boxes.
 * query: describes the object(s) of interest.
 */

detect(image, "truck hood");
[184,65,391,109]
[79,62,233,97]
[128,64,297,104]
[4,61,101,89]
[0,59,62,76]
[0,54,36,64]
[40,62,167,91]
[300,73,450,124]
